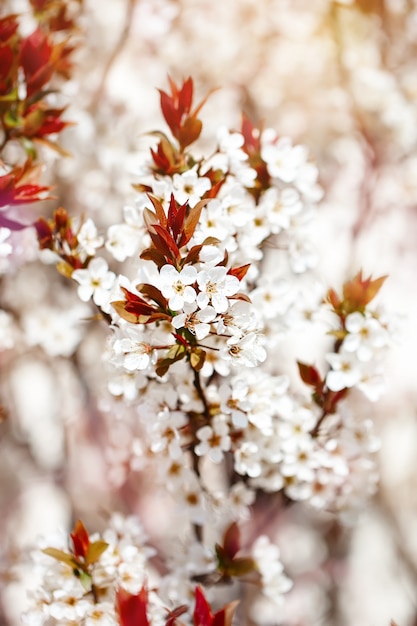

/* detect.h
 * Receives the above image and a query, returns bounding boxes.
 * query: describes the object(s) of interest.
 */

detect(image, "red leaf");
[0,161,53,207]
[342,270,387,310]
[182,199,208,245]
[116,586,150,626]
[178,116,202,150]
[167,194,187,242]
[70,519,90,560]
[0,45,13,87]
[212,602,239,626]
[193,586,213,626]
[227,264,250,282]
[241,114,261,155]
[222,523,241,560]
[34,216,53,248]
[0,15,19,43]
[19,29,54,96]
[193,587,238,626]
[180,77,193,116]
[297,362,323,389]
[147,195,168,228]
[153,224,180,260]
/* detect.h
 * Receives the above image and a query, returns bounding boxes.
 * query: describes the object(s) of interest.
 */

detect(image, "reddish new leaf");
[136,283,169,309]
[193,586,238,626]
[342,270,387,311]
[0,161,53,208]
[70,519,90,560]
[0,15,19,43]
[147,194,168,228]
[178,116,202,150]
[116,586,150,626]
[0,45,13,93]
[222,522,241,560]
[193,586,213,626]
[19,29,54,97]
[167,194,187,242]
[297,362,323,389]
[228,264,250,282]
[182,198,208,245]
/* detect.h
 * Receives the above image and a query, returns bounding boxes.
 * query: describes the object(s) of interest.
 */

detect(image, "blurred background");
[1,0,417,624]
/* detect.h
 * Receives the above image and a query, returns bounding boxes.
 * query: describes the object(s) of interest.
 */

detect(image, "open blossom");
[343,311,389,361]
[159,264,197,311]
[196,266,240,312]
[252,535,293,605]
[325,350,363,392]
[221,332,267,367]
[194,415,231,463]
[112,326,154,371]
[77,218,104,257]
[172,166,211,207]
[72,257,116,309]
[171,302,216,339]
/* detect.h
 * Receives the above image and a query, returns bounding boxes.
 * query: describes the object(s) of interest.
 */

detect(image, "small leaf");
[42,547,78,569]
[78,570,92,592]
[228,264,250,282]
[190,347,206,371]
[223,522,241,559]
[116,586,150,626]
[136,283,168,309]
[70,519,90,559]
[183,199,208,245]
[212,601,239,626]
[56,260,75,278]
[297,362,323,389]
[193,586,213,626]
[85,540,109,566]
[111,301,142,324]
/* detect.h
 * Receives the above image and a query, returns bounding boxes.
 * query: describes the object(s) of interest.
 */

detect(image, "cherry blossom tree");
[0,1,414,626]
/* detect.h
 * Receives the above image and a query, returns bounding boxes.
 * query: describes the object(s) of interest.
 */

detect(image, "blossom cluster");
[23,516,290,626]
[0,2,400,623]
[15,73,395,625]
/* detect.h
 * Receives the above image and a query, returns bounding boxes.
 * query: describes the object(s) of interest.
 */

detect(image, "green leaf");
[42,547,78,569]
[78,570,92,592]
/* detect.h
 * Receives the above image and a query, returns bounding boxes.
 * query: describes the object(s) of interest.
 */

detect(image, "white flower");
[72,257,116,309]
[261,135,307,183]
[195,415,231,463]
[221,332,267,367]
[171,302,216,340]
[23,304,87,357]
[219,380,251,428]
[343,311,388,362]
[77,218,104,257]
[172,167,211,207]
[196,266,239,313]
[252,535,293,604]
[234,441,262,478]
[325,350,363,391]
[84,603,118,626]
[216,299,256,336]
[112,326,153,371]
[159,264,197,311]
[106,223,140,262]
